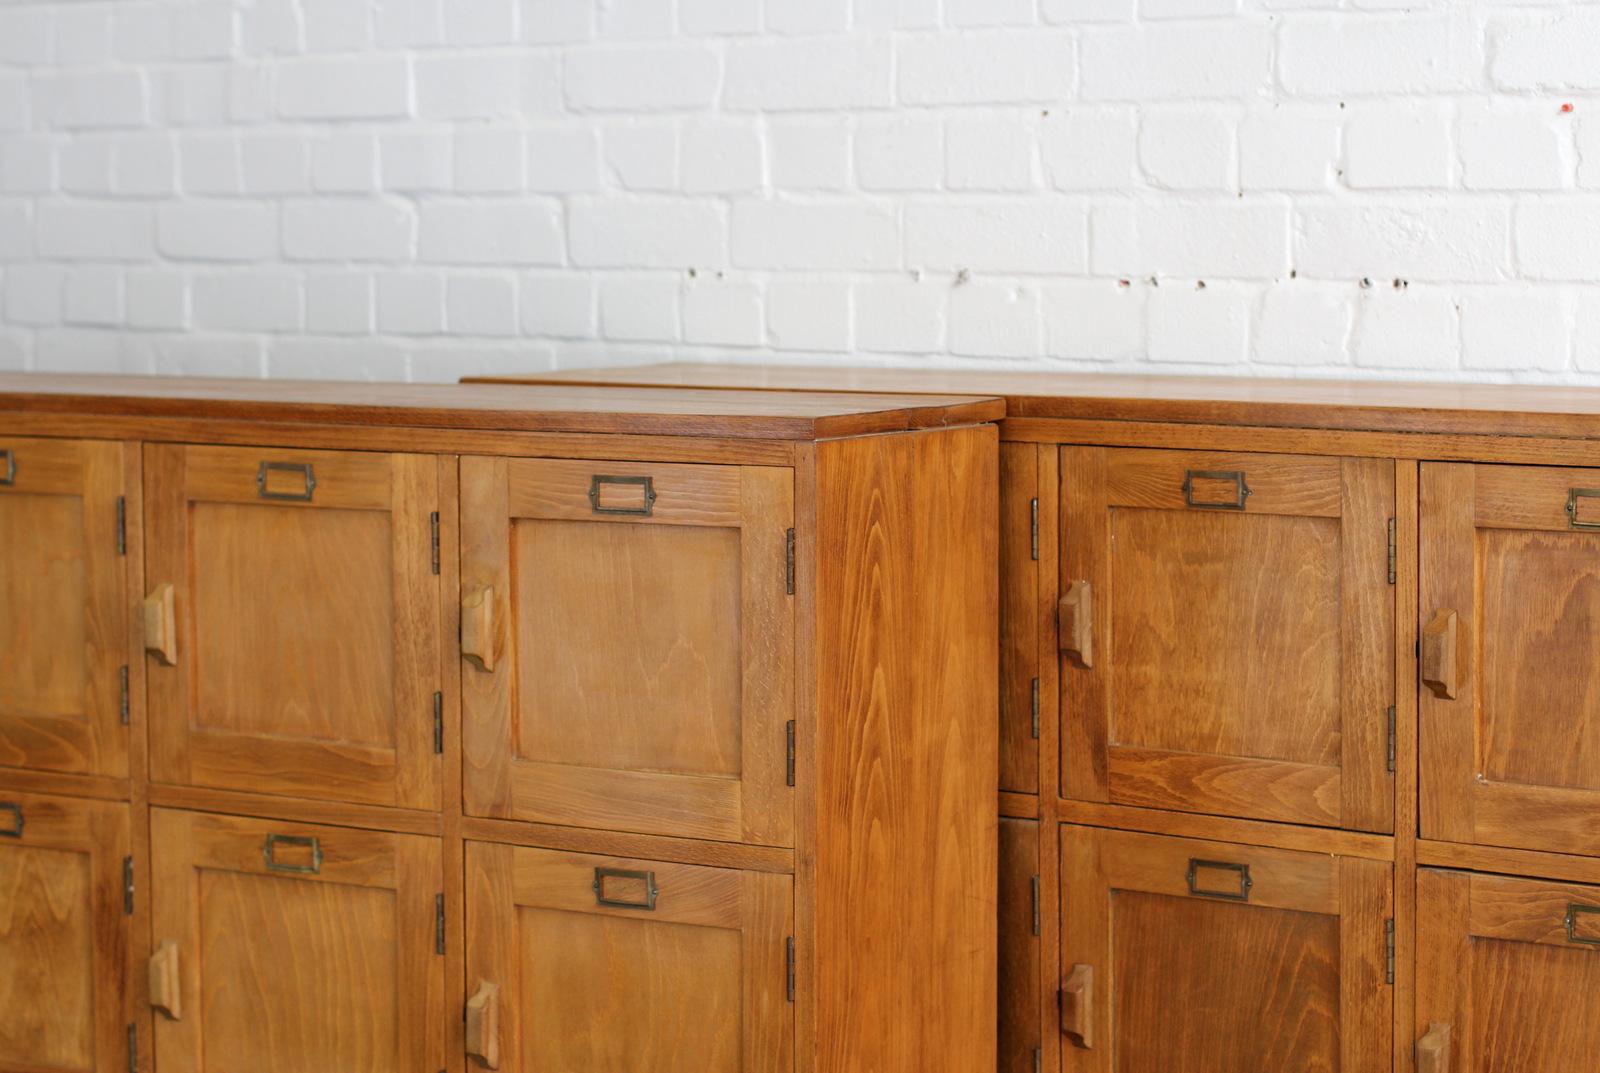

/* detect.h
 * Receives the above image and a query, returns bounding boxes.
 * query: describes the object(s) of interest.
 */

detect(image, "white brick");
[419,203,563,265]
[306,273,373,335]
[382,133,454,192]
[4,266,63,324]
[727,37,892,111]
[60,140,113,196]
[1042,280,1145,360]
[172,3,235,60]
[1148,284,1251,365]
[63,268,122,327]
[34,72,146,129]
[304,0,371,52]
[1575,290,1600,372]
[284,201,414,262]
[856,117,942,192]
[1299,204,1510,283]
[523,0,593,43]
[270,338,404,380]
[455,129,525,194]
[108,137,174,197]
[947,114,1037,192]
[1140,109,1235,191]
[1459,104,1570,192]
[374,0,441,47]
[161,67,228,128]
[599,0,676,39]
[0,76,27,132]
[732,201,898,270]
[34,331,130,374]
[242,0,302,54]
[55,8,112,65]
[0,206,30,262]
[854,278,944,354]
[854,0,938,29]
[126,270,187,331]
[683,122,764,193]
[520,272,596,337]
[603,121,678,190]
[1279,13,1479,96]
[0,334,27,371]
[418,55,559,120]
[37,204,153,261]
[0,8,54,64]
[1081,23,1271,101]
[1134,202,1290,279]
[1493,9,1600,91]
[899,31,1075,105]
[947,0,1035,27]
[571,199,724,268]
[1042,108,1136,191]
[1518,201,1600,281]
[445,0,517,45]
[312,134,378,194]
[1580,116,1600,190]
[566,46,721,112]
[241,134,310,195]
[950,282,1041,358]
[278,58,409,120]
[906,200,1088,274]
[681,0,763,35]
[601,274,680,341]
[228,65,272,123]
[1460,286,1571,371]
[447,275,519,336]
[377,272,445,334]
[178,135,239,195]
[684,279,763,346]
[769,121,851,191]
[1253,284,1350,366]
[1,138,54,194]
[1354,289,1459,370]
[1240,108,1339,192]
[193,273,303,332]
[1345,104,1453,190]
[158,204,277,262]
[1142,0,1238,17]
[1042,0,1135,21]
[114,4,172,63]
[767,0,850,34]
[767,279,850,351]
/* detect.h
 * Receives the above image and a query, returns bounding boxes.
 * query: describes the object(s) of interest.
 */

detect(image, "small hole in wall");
[1196,280,1206,290]
[1360,277,1372,289]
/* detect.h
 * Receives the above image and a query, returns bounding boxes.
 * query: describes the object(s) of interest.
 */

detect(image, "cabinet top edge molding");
[0,372,1003,442]
[469,362,1600,442]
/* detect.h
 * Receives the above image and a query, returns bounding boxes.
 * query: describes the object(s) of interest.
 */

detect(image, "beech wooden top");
[470,362,1600,441]
[0,373,1002,441]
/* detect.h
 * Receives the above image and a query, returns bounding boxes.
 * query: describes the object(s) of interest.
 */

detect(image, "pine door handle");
[1421,609,1458,699]
[461,586,501,673]
[1417,1022,1452,1073]
[1058,581,1093,668]
[148,939,182,1020]
[143,584,177,666]
[1061,963,1093,1049]
[465,980,500,1069]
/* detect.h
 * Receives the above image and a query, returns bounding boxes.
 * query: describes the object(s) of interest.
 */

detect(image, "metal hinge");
[119,666,130,725]
[1030,497,1039,561]
[1033,1047,1042,1073]
[1385,918,1396,984]
[126,1023,137,1073]
[123,856,134,915]
[784,528,796,595]
[1386,705,1397,773]
[116,497,127,556]
[785,720,796,787]
[1386,518,1397,585]
[785,936,796,1002]
[430,511,441,575]
[435,894,446,955]
[1030,678,1040,740]
[432,692,444,755]
[1031,875,1041,936]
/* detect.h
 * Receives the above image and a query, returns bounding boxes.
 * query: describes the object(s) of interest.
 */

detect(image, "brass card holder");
[1182,470,1251,510]
[1567,488,1600,529]
[593,866,659,910]
[1186,858,1253,901]
[263,833,323,874]
[257,461,317,501]
[0,802,21,838]
[589,474,656,516]
[1565,902,1600,946]
[0,449,14,485]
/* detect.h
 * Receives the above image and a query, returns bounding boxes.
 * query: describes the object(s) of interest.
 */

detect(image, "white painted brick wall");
[4,0,1600,382]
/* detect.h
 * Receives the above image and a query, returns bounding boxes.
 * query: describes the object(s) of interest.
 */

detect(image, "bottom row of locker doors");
[0,796,791,1073]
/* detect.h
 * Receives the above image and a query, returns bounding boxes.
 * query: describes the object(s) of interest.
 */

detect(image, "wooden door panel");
[1417,869,1600,1073]
[145,444,441,809]
[465,842,792,1072]
[1059,825,1391,1073]
[1062,447,1395,832]
[0,791,130,1073]
[149,809,444,1073]
[0,436,128,778]
[1000,445,1039,794]
[999,818,1041,1073]
[462,457,794,846]
[1421,462,1600,855]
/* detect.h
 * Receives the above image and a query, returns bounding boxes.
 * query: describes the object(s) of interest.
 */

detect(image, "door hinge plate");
[1030,497,1039,561]
[1030,677,1040,740]
[116,496,127,556]
[1031,874,1041,936]
[432,692,444,755]
[1033,1047,1042,1073]
[1385,918,1396,984]
[123,855,134,915]
[430,511,441,575]
[1386,705,1397,773]
[785,528,796,595]
[785,936,796,1002]
[435,893,446,955]
[119,666,130,726]
[785,720,796,787]
[126,1023,137,1073]
[1387,517,1397,585]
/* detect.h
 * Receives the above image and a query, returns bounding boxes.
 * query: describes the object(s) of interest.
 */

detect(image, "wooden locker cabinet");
[143,444,443,810]
[0,791,131,1073]
[999,818,1041,1073]
[464,842,792,1072]
[460,457,794,846]
[147,808,447,1073]
[1059,825,1393,1073]
[0,436,129,779]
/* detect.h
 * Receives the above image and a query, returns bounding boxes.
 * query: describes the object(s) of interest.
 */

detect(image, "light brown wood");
[149,808,447,1073]
[1419,609,1457,699]
[460,585,501,673]
[999,818,1041,1073]
[1417,1023,1451,1073]
[1061,964,1092,1050]
[143,583,176,666]
[0,436,129,779]
[999,444,1039,795]
[465,980,500,1069]
[1057,581,1092,668]
[148,939,181,1020]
